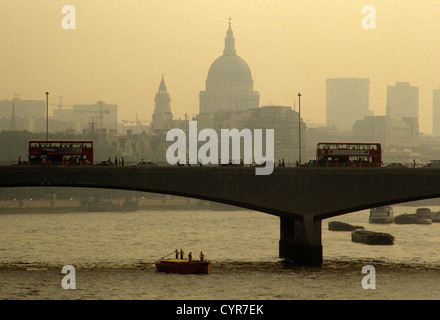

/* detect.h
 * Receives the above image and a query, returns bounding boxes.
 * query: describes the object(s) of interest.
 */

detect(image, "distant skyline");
[1,0,439,133]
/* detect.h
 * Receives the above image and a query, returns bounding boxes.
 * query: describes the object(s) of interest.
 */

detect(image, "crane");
[48,96,74,109]
[73,101,109,130]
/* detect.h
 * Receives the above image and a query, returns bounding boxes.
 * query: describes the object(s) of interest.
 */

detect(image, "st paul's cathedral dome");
[199,20,260,114]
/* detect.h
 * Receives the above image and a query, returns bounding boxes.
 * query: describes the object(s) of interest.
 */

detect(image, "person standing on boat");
[180,249,185,259]
[175,249,179,259]
[199,251,205,262]
[188,252,192,262]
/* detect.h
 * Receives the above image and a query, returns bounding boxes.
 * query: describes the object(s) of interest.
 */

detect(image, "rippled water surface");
[1,206,440,300]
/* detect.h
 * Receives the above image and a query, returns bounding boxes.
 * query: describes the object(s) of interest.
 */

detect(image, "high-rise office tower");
[386,82,419,120]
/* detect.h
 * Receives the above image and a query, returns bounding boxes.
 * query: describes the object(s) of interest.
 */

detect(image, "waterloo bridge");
[2,165,440,265]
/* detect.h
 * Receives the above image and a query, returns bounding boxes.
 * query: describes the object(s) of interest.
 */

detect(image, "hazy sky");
[1,0,439,133]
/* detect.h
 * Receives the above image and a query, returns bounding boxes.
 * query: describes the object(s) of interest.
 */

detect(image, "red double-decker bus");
[28,140,93,166]
[316,142,381,168]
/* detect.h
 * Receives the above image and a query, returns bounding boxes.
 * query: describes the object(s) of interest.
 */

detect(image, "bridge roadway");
[2,165,440,265]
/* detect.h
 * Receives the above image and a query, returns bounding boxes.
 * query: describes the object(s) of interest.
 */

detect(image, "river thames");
[1,205,440,301]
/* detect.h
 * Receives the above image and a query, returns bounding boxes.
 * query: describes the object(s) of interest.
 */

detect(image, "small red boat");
[154,259,211,274]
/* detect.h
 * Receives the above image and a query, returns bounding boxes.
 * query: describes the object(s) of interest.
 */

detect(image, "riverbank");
[0,197,242,214]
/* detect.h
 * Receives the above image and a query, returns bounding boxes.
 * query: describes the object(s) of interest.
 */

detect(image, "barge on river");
[328,221,364,231]
[351,229,394,245]
[394,208,432,225]
[154,259,211,274]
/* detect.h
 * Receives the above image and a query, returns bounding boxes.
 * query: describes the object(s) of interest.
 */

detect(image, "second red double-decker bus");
[316,142,381,168]
[28,140,93,166]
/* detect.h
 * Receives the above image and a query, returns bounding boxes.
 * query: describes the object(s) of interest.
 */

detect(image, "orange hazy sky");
[1,0,439,133]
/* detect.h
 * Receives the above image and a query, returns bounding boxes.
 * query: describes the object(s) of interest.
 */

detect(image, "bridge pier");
[279,216,322,265]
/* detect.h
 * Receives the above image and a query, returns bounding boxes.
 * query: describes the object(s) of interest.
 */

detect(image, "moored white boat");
[430,211,440,223]
[369,206,394,224]
[416,208,431,218]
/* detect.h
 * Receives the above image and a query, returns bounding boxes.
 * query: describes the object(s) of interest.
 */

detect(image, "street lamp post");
[45,92,49,141]
[298,92,302,165]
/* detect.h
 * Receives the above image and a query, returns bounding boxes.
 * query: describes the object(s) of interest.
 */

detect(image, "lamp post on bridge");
[298,92,302,165]
[45,92,49,141]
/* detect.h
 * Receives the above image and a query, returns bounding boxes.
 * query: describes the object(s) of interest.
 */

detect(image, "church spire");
[154,75,171,114]
[158,74,167,93]
[223,17,236,56]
